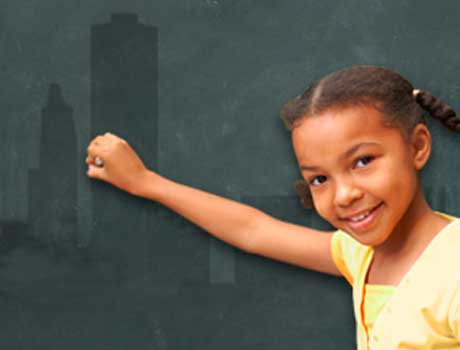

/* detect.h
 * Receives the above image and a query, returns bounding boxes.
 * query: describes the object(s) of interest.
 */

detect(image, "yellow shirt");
[364,284,395,335]
[331,211,460,350]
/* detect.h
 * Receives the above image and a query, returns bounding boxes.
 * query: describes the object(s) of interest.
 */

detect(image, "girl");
[86,65,460,349]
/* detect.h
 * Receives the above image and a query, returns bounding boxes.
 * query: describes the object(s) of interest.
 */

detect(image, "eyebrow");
[300,142,380,171]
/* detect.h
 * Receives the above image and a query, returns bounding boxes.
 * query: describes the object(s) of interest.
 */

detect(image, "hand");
[86,132,149,195]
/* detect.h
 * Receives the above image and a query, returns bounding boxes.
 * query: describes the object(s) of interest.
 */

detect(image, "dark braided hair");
[414,89,460,132]
[280,65,460,209]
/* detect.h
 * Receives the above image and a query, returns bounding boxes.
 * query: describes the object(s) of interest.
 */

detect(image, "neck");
[373,184,450,260]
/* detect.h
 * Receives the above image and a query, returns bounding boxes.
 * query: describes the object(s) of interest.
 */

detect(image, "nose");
[333,178,363,208]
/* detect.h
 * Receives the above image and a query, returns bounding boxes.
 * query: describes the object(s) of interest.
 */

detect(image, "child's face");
[291,105,422,246]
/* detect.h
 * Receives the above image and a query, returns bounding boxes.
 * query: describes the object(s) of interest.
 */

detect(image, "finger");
[104,132,116,141]
[87,137,100,155]
[86,154,106,168]
[92,135,107,146]
[105,132,119,139]
[87,139,109,157]
[87,144,99,157]
[105,132,126,143]
[86,164,105,180]
[88,134,109,148]
[85,155,94,165]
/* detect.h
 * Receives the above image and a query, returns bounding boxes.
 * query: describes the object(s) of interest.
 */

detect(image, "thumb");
[86,164,106,180]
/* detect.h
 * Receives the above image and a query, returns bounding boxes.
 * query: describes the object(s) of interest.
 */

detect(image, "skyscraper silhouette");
[28,83,78,252]
[90,13,159,282]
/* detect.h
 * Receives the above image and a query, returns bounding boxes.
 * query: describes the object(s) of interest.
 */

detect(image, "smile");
[345,202,383,231]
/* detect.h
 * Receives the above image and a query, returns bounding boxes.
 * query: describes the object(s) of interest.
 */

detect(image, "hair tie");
[412,89,421,98]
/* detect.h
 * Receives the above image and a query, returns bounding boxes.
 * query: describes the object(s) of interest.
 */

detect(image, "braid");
[414,89,460,132]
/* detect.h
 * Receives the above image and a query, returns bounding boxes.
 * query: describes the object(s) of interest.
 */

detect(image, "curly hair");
[280,65,460,209]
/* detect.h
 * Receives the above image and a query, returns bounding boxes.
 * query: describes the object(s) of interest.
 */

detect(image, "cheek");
[394,170,418,204]
[311,193,334,221]
[373,162,417,204]
[369,153,409,187]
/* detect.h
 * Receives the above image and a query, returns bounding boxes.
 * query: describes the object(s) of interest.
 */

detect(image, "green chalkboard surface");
[1,1,460,349]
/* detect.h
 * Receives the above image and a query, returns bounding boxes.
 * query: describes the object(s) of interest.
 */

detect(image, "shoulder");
[434,211,458,222]
[330,229,370,286]
[331,229,368,256]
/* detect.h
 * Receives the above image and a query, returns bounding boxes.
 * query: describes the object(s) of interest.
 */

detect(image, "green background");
[0,1,459,349]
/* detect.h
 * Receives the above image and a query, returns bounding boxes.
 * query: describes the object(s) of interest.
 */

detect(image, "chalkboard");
[1,1,460,349]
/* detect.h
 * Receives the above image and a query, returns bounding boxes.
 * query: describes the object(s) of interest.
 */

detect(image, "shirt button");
[387,307,392,314]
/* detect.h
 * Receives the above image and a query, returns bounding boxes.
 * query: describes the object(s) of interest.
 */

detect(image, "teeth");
[350,211,370,222]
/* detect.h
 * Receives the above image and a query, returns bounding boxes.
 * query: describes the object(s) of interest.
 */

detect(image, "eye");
[355,155,374,168]
[309,175,327,186]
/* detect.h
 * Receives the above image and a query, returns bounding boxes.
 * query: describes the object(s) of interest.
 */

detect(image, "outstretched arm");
[135,171,340,276]
[86,132,341,277]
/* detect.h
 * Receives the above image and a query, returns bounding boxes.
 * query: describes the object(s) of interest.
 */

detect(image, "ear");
[410,123,432,171]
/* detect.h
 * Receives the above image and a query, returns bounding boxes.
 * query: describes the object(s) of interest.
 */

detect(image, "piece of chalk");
[95,156,104,167]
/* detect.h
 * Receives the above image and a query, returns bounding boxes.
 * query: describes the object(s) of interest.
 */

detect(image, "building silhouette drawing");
[90,13,159,281]
[27,83,78,252]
